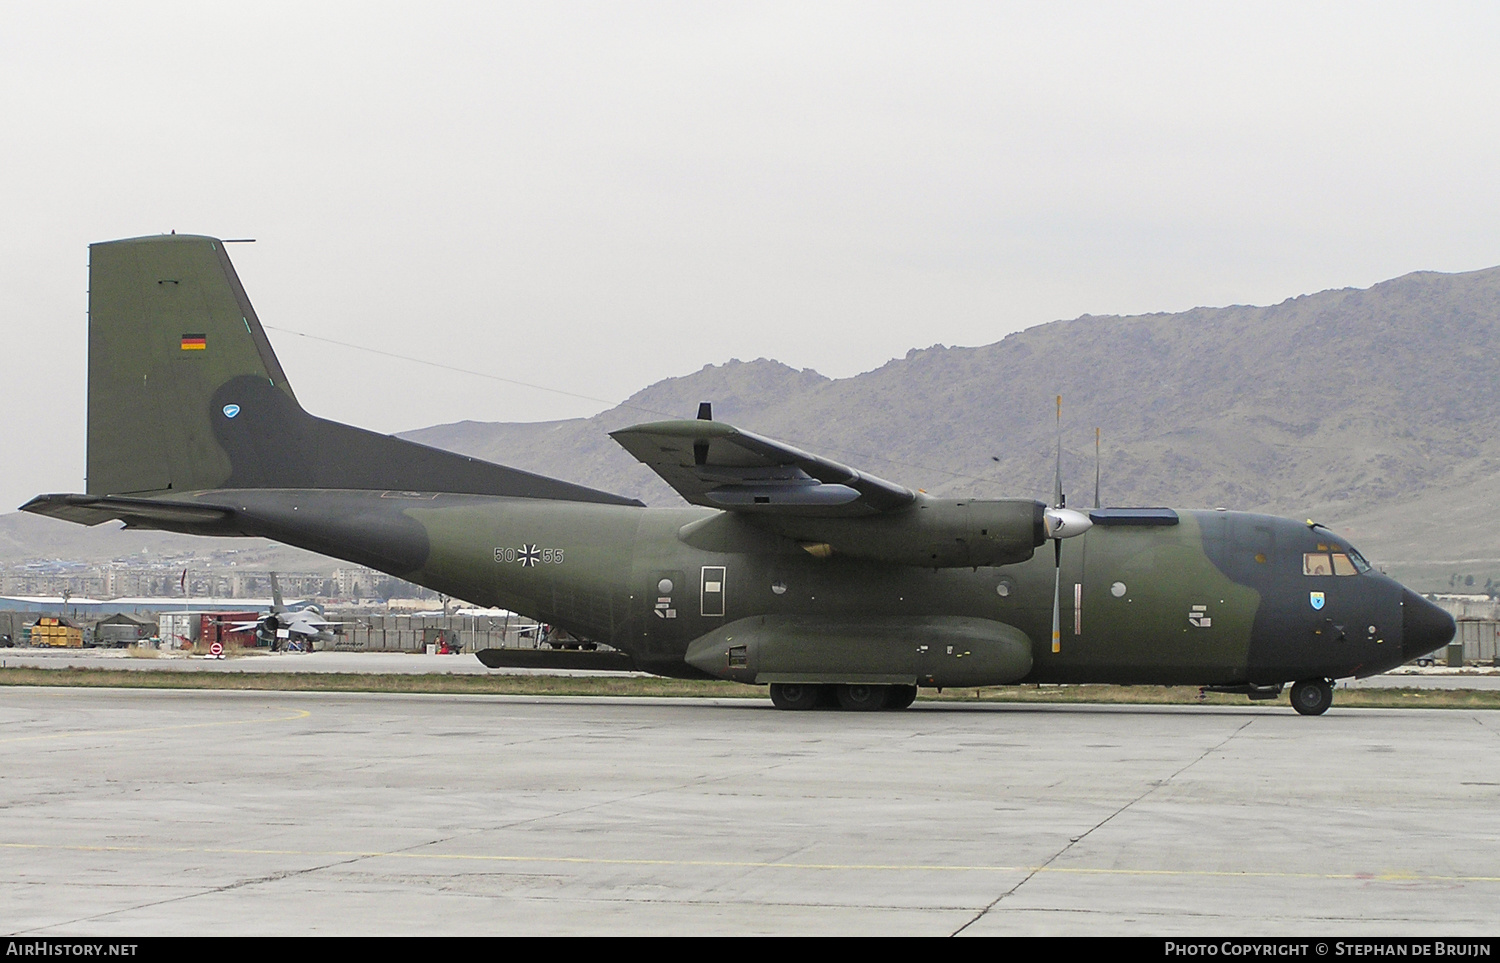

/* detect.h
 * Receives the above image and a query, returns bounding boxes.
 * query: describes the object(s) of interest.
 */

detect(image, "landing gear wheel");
[1290,678,1333,716]
[769,683,821,710]
[885,685,918,710]
[836,684,890,711]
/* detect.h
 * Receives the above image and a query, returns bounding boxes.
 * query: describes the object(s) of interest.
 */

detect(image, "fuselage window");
[1303,553,1332,576]
[1331,553,1357,576]
[1345,546,1373,573]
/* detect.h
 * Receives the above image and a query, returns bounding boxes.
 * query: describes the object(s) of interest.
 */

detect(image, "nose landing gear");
[1290,678,1334,716]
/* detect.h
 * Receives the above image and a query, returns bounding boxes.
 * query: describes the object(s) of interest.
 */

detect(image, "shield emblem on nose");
[1309,591,1325,611]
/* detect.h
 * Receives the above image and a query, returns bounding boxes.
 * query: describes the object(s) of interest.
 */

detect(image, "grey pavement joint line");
[5,839,1499,882]
[20,831,466,937]
[948,718,1256,936]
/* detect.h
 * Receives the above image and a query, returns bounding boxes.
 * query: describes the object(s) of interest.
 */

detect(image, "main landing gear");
[1290,678,1334,716]
[769,682,918,711]
[768,683,821,710]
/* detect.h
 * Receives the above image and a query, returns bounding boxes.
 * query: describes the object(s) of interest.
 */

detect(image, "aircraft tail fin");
[87,235,291,496]
[81,234,641,506]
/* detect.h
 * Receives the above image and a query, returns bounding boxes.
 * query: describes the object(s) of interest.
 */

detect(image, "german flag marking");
[180,334,207,350]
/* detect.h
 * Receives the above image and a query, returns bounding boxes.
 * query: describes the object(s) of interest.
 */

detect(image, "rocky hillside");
[402,266,1500,587]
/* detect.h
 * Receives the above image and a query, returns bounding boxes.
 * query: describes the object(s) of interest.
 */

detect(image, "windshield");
[1305,526,1374,575]
[1304,546,1372,576]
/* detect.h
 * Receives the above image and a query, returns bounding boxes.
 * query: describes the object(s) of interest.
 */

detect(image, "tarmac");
[0,647,630,676]
[4,645,1499,686]
[3,684,1499,936]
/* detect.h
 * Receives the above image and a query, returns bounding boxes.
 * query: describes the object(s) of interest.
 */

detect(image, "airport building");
[0,593,549,654]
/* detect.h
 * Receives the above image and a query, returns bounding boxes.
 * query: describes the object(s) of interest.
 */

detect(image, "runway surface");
[3,687,1498,936]
[0,648,592,675]
[5,647,1498,687]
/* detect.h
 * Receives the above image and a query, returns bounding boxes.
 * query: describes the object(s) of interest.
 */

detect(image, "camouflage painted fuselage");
[134,487,1428,687]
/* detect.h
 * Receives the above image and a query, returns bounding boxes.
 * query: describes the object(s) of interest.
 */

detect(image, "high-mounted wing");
[609,420,914,516]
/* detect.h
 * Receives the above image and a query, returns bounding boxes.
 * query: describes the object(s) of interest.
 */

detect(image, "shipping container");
[199,612,262,649]
[157,612,200,649]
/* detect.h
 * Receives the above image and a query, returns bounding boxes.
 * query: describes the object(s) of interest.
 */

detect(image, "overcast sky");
[4,2,1499,513]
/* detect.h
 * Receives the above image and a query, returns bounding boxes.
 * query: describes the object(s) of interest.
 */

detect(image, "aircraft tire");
[1290,678,1333,716]
[836,684,890,711]
[769,683,821,711]
[885,685,918,710]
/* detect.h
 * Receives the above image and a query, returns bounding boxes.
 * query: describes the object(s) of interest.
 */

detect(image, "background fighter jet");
[22,235,1456,713]
[216,573,346,650]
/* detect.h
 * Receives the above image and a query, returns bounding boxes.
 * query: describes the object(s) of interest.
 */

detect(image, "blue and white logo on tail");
[222,404,241,419]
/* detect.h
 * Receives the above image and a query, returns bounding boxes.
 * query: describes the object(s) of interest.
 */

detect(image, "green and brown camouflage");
[22,234,1455,714]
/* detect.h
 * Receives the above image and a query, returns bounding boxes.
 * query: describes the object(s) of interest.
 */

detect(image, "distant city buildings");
[0,554,438,605]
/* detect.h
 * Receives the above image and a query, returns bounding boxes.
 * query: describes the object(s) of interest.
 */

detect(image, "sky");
[3,2,1500,513]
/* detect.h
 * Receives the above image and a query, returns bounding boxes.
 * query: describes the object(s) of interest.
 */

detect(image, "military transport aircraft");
[21,234,1455,714]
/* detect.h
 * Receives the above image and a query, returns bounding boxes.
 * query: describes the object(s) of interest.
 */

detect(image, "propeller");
[1043,396,1092,653]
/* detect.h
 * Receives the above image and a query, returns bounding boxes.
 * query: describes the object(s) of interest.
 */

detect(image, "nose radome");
[1402,589,1455,661]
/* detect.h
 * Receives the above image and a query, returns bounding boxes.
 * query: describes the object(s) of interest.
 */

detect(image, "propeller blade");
[1051,539,1062,654]
[1045,512,1091,658]
[1094,427,1101,510]
[1046,395,1092,654]
[1053,395,1063,509]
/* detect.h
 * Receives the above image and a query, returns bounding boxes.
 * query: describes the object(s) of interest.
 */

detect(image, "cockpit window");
[1305,550,1369,576]
[1306,526,1374,574]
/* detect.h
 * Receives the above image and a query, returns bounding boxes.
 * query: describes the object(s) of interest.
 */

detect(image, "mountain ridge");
[8,264,1500,592]
[406,264,1500,513]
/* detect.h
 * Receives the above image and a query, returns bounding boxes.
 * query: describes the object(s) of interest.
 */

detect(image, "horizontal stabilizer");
[20,493,234,529]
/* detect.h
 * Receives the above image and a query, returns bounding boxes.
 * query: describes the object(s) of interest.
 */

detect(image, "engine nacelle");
[748,496,1046,568]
